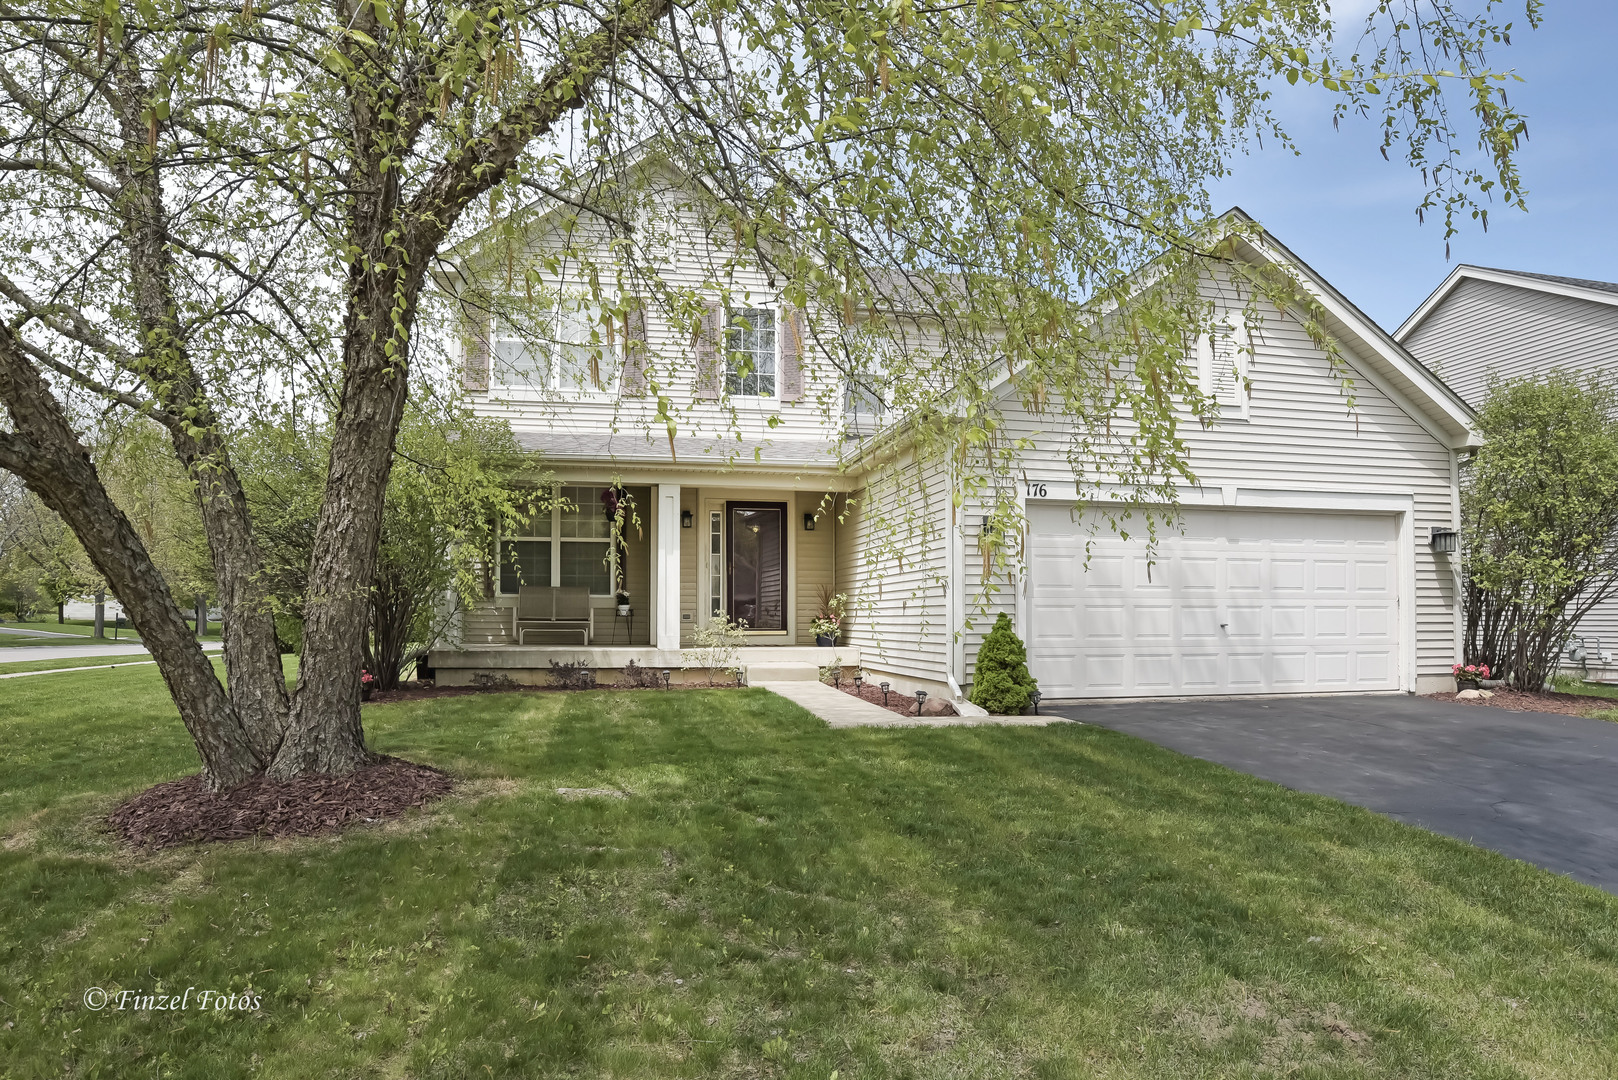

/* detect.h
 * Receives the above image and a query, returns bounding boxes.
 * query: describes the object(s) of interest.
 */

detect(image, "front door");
[727,502,787,631]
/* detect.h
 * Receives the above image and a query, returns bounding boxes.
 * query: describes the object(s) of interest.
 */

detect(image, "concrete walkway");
[0,641,223,667]
[0,625,83,639]
[759,680,1071,728]
[0,659,163,680]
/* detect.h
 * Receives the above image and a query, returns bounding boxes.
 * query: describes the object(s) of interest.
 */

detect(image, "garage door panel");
[1027,506,1401,698]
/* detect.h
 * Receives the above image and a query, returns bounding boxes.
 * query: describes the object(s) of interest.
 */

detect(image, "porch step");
[745,662,820,683]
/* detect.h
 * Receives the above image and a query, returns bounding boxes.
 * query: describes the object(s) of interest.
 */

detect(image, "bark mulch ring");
[108,756,453,850]
[837,681,958,718]
[1427,688,1618,718]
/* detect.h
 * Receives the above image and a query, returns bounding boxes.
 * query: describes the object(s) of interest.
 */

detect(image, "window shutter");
[620,299,648,397]
[462,308,491,392]
[695,300,724,400]
[778,306,804,402]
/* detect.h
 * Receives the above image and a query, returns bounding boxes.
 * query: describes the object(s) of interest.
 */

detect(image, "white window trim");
[497,485,618,598]
[1196,309,1251,421]
[724,306,778,401]
[489,311,624,402]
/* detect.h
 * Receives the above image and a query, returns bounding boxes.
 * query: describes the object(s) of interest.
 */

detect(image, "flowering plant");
[361,671,375,686]
[811,589,847,640]
[1452,662,1490,679]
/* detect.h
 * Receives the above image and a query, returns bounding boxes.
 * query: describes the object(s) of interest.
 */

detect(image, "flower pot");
[616,604,630,616]
[1456,678,1480,692]
[1480,678,1503,689]
[815,634,836,647]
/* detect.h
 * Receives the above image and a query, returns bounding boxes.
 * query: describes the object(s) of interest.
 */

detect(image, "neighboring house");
[1396,265,1618,661]
[430,172,1474,701]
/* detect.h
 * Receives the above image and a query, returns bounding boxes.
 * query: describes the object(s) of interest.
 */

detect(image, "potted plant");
[1452,662,1490,691]
[810,589,847,647]
[615,589,631,616]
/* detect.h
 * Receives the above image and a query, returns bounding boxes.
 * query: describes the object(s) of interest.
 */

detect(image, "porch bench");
[513,585,595,645]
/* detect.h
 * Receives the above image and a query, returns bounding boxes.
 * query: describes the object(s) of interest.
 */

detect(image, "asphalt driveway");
[1050,694,1618,893]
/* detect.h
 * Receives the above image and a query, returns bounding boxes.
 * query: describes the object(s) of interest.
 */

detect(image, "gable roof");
[1395,265,1618,344]
[965,208,1477,451]
[1215,209,1477,449]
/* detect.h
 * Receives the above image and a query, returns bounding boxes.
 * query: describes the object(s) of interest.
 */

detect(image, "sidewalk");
[758,681,1072,728]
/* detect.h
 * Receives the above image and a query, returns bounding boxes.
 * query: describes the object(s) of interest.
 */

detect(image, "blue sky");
[1207,1,1616,332]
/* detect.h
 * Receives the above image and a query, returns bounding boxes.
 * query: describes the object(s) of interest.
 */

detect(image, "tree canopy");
[0,0,1537,787]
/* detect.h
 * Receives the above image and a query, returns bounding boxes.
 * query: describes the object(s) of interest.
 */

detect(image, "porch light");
[915,689,927,715]
[1429,528,1458,554]
[681,509,693,528]
[803,512,816,531]
[880,681,890,706]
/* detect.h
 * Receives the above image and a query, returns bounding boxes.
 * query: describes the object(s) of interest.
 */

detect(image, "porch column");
[654,484,682,650]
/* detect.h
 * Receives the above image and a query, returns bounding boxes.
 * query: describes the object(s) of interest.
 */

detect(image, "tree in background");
[1462,374,1618,691]
[0,0,1537,787]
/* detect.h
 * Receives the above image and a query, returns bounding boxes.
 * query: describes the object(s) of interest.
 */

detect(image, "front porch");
[431,644,862,686]
[433,478,859,681]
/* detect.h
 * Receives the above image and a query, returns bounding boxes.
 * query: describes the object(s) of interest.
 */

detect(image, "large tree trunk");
[270,263,415,776]
[0,332,262,790]
[110,72,291,759]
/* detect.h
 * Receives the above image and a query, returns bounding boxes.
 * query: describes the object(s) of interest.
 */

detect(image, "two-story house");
[430,166,1475,703]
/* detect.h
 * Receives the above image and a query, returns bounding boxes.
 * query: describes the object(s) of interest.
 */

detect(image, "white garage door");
[1027,506,1401,698]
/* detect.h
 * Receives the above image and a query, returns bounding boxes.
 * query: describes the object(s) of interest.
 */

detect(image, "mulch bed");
[109,756,453,850]
[836,681,957,718]
[1426,688,1617,717]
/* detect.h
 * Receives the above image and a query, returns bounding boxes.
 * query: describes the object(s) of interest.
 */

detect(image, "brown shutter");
[695,300,724,400]
[620,299,648,397]
[778,306,804,402]
[462,308,490,392]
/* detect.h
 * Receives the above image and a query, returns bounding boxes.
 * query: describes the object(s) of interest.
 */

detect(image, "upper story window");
[491,304,619,397]
[726,308,776,398]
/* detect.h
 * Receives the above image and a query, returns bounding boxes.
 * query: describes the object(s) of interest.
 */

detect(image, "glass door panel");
[727,504,786,630]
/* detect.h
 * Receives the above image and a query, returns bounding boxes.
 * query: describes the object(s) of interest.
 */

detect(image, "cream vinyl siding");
[957,300,1459,689]
[837,456,952,682]
[1400,277,1618,407]
[466,189,846,453]
[794,493,837,645]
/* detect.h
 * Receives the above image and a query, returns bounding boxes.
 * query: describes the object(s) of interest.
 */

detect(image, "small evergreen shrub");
[968,613,1038,714]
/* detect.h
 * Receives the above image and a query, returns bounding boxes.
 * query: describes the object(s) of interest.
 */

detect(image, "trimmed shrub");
[968,613,1038,714]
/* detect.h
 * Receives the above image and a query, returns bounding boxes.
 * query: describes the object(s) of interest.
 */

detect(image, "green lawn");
[2,669,1616,1079]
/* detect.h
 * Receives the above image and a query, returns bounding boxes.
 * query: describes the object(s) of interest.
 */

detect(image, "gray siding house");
[1396,265,1618,663]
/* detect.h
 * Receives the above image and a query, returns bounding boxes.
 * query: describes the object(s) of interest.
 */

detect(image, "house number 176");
[1025,482,1047,498]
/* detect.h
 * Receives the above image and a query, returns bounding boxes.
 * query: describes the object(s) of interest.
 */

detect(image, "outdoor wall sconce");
[803,512,816,531]
[1429,528,1458,554]
[680,509,693,528]
[915,689,928,715]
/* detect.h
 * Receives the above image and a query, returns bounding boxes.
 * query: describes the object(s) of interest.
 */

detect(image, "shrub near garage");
[969,613,1040,714]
